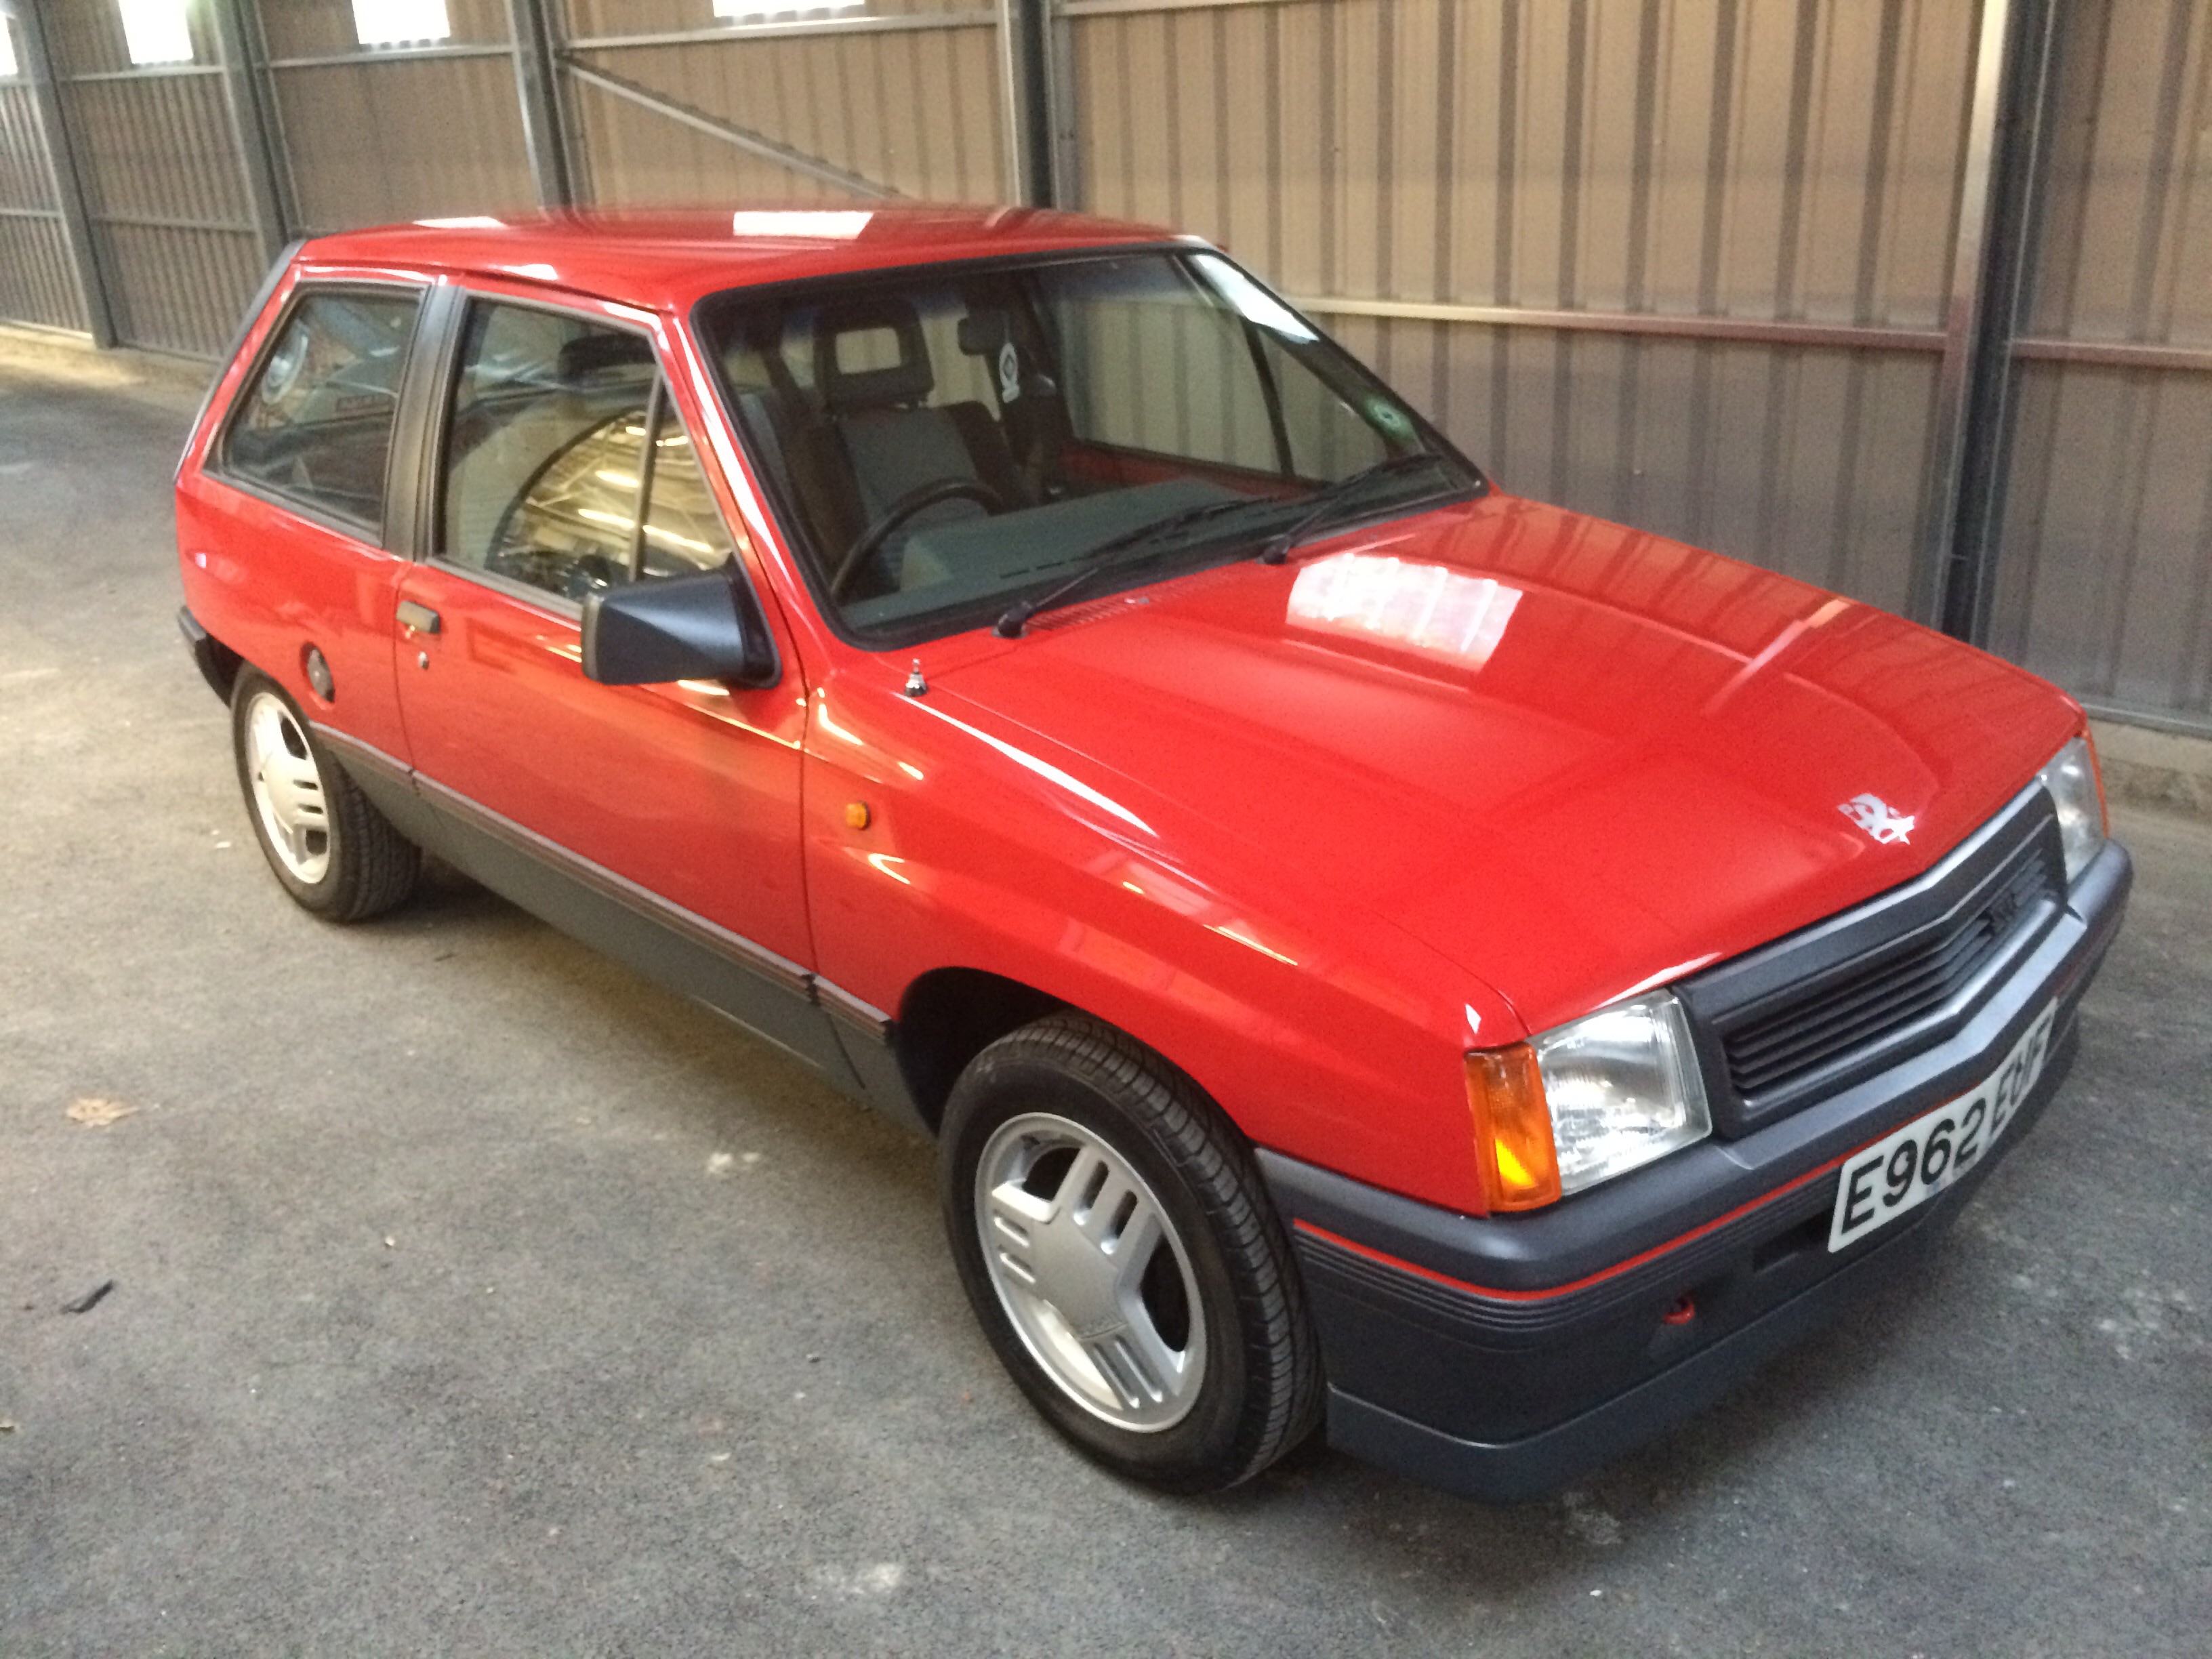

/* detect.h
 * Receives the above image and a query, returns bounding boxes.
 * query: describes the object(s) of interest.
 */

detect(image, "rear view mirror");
[581,568,777,687]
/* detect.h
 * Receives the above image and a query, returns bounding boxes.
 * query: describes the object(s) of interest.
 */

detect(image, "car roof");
[298,205,1193,312]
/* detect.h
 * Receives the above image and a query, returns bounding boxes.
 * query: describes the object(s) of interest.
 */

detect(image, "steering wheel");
[831,477,1005,598]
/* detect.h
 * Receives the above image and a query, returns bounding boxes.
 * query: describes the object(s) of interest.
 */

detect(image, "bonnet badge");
[1840,792,1915,845]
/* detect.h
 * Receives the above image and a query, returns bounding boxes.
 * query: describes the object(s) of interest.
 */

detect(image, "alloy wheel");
[243,690,331,884]
[973,1111,1208,1432]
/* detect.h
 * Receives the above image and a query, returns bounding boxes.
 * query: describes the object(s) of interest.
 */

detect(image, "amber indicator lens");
[1465,1044,1563,1211]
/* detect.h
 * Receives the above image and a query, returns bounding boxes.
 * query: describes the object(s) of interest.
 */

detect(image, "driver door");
[392,289,840,1073]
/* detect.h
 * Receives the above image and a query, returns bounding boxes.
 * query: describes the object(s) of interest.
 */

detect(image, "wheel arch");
[178,607,245,703]
[893,966,1066,1134]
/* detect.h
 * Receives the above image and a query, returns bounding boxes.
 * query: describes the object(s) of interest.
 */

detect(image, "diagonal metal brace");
[560,58,899,202]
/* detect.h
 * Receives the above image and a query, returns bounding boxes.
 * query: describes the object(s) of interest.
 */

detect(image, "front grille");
[1721,846,2057,1096]
[1679,785,2067,1136]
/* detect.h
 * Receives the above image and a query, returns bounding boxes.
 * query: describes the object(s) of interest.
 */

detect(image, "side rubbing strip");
[815,979,893,1042]
[411,772,815,1000]
[310,722,899,1048]
[311,724,413,790]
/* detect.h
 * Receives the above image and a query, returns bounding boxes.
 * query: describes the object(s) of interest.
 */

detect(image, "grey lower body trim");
[414,771,815,1001]
[815,977,893,1040]
[309,720,928,1133]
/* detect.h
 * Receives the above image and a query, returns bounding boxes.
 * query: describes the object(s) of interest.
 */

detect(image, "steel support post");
[1935,0,2061,647]
[15,0,115,345]
[1913,0,2031,636]
[209,0,291,260]
[506,0,574,209]
[1017,0,1059,207]
[1044,0,1080,207]
[996,0,1027,203]
[994,1,1059,205]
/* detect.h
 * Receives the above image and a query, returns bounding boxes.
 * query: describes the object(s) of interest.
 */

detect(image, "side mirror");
[580,568,777,687]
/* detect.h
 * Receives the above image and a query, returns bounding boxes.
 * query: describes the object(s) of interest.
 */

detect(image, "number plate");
[1828,1002,2058,1252]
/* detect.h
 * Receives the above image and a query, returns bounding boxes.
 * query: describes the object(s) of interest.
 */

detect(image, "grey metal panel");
[64,71,251,224]
[567,26,1008,206]
[7,2,109,340]
[1330,312,1936,617]
[564,0,987,28]
[0,77,71,333]
[92,219,264,356]
[30,2,268,354]
[0,213,87,331]
[1986,0,2212,725]
[1062,0,1984,617]
[0,81,59,212]
[270,55,537,232]
[1067,0,1979,325]
[2026,0,2212,350]
[1991,361,2212,722]
[258,0,516,57]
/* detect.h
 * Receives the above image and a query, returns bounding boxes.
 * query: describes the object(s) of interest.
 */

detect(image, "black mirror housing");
[581,568,777,687]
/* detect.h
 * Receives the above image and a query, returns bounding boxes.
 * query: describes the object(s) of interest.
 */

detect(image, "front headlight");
[1467,991,1713,1210]
[2036,734,2106,883]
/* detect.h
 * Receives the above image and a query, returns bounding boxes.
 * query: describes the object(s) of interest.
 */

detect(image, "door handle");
[396,600,441,635]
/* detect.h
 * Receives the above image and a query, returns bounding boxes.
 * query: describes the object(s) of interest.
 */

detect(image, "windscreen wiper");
[1255,451,1457,565]
[992,495,1265,638]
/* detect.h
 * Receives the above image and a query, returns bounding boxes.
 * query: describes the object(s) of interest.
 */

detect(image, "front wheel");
[231,668,418,922]
[940,1013,1322,1492]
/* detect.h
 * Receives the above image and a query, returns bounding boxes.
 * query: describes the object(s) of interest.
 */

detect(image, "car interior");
[707,254,1425,638]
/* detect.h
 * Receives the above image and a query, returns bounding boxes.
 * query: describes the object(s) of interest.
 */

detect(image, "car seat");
[789,297,1029,596]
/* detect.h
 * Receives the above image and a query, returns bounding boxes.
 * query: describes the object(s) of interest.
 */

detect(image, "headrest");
[956,310,1006,355]
[556,331,655,385]
[815,298,933,411]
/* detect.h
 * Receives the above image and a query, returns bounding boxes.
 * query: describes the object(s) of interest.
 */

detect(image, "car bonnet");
[926,491,2083,1036]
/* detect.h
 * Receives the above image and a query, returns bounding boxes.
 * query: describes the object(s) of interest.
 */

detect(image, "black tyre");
[230,668,419,922]
[941,1012,1322,1492]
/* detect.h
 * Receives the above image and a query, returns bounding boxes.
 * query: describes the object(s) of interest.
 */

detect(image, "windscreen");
[696,249,1481,645]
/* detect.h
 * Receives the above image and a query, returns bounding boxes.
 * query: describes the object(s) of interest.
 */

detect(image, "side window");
[438,300,735,603]
[221,288,421,529]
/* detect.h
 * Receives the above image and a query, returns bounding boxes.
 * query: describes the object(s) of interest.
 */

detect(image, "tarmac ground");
[2,338,2207,1656]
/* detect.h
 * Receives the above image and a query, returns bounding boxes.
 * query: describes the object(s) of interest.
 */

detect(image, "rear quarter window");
[219,287,423,533]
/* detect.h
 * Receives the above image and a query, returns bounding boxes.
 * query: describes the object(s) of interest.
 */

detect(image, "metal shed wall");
[561,0,1010,207]
[1060,0,1976,619]
[258,0,535,235]
[1988,0,2212,730]
[37,0,263,357]
[0,16,89,334]
[0,0,2203,733]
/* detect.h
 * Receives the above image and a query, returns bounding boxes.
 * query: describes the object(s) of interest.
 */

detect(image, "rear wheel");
[941,1012,1322,1492]
[231,668,417,922]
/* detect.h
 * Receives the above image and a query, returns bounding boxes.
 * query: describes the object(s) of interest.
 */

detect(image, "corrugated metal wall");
[561,0,1009,205]
[1061,0,1978,618]
[1988,0,2212,726]
[0,14,89,334]
[260,0,535,234]
[0,0,2204,729]
[37,0,263,356]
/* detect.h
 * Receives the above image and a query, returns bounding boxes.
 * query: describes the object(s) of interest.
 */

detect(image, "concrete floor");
[2,337,2207,1657]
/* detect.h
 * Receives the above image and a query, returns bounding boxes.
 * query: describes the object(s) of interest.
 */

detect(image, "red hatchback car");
[175,207,2129,1500]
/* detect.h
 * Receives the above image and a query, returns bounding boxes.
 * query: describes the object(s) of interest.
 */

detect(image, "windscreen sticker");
[1368,398,1414,438]
[998,341,1022,403]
